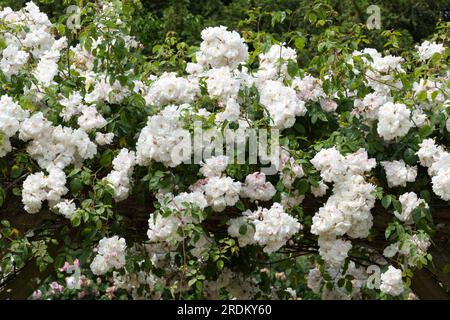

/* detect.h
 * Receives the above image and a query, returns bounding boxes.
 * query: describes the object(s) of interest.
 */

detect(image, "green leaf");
[188,278,197,287]
[216,260,224,270]
[308,13,317,24]
[294,123,305,134]
[70,178,83,195]
[403,148,417,165]
[10,165,23,179]
[84,37,93,52]
[296,179,309,195]
[396,224,405,237]
[420,190,431,203]
[67,168,81,178]
[71,213,81,227]
[235,200,245,211]
[239,224,247,235]
[416,90,427,102]
[385,224,395,239]
[271,11,287,27]
[100,149,114,168]
[431,90,439,101]
[82,210,90,222]
[12,187,21,196]
[443,264,450,274]
[345,280,353,292]
[381,195,392,209]
[411,207,423,224]
[393,200,402,213]
[228,121,239,130]
[80,170,92,185]
[287,60,299,78]
[316,19,326,27]
[294,37,305,50]
[129,94,146,109]
[419,125,433,138]
[276,180,285,192]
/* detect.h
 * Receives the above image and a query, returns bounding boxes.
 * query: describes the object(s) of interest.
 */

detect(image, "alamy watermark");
[66,5,81,31]
[366,265,382,289]
[366,5,381,30]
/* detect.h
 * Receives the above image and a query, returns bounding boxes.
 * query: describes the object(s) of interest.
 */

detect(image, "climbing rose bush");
[0,1,449,300]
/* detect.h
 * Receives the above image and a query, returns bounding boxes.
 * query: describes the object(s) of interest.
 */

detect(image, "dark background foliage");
[1,0,449,48]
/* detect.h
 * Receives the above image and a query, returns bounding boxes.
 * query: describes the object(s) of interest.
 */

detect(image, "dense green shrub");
[0,0,449,300]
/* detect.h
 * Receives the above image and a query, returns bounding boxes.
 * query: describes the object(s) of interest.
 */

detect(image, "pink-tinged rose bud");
[78,290,87,299]
[106,286,116,299]
[275,272,287,281]
[32,290,42,300]
[49,281,64,292]
[60,261,70,272]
